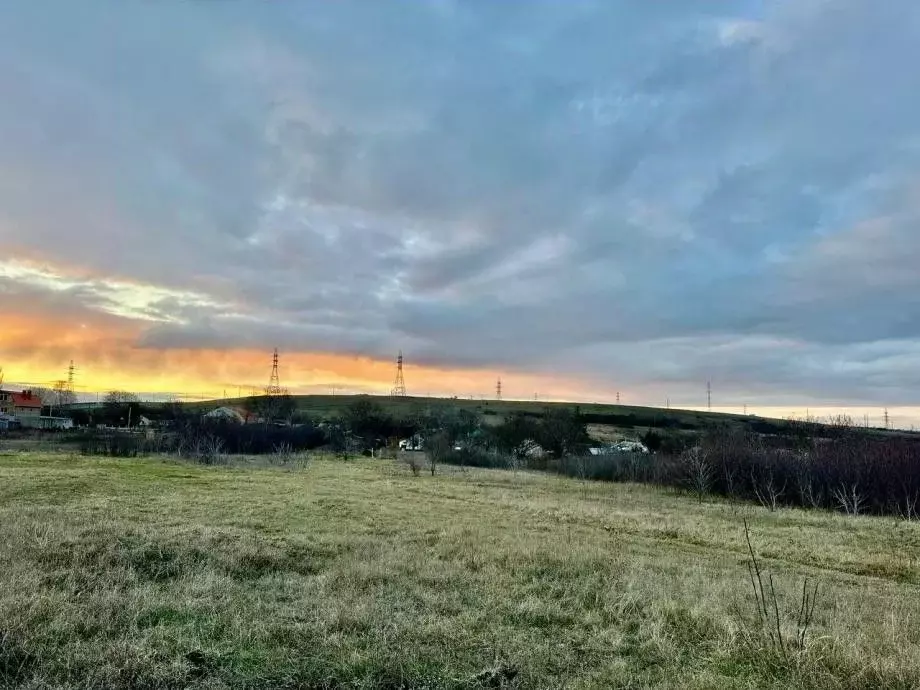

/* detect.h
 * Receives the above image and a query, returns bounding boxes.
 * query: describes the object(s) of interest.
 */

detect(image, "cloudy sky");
[1,1,919,423]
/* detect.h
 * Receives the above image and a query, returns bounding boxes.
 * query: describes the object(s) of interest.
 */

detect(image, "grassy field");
[1,453,919,689]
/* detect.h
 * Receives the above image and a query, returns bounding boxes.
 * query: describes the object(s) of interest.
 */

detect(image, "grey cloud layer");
[2,0,920,405]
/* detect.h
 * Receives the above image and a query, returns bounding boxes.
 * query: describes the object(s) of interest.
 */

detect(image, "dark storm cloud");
[2,0,920,406]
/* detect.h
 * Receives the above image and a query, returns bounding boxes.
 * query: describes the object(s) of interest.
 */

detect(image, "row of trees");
[676,426,920,517]
[533,424,920,519]
[135,397,591,465]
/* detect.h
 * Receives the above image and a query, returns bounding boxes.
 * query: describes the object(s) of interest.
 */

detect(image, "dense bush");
[78,431,142,457]
[167,420,327,457]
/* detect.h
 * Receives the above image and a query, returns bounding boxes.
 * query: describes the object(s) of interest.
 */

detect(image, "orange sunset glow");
[0,294,594,400]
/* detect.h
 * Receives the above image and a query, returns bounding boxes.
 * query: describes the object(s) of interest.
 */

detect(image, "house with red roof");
[0,390,43,417]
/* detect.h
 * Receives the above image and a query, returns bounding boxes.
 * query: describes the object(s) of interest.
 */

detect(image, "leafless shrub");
[574,455,590,482]
[738,519,820,665]
[724,464,739,501]
[898,484,920,521]
[833,482,866,516]
[405,453,421,477]
[795,461,824,509]
[425,432,451,476]
[752,466,786,512]
[186,435,225,465]
[273,442,294,464]
[684,447,712,504]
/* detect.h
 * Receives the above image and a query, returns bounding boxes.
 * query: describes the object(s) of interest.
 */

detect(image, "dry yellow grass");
[0,452,918,688]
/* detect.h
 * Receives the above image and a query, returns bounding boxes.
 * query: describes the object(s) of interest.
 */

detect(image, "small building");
[19,415,74,430]
[399,435,424,451]
[5,390,42,418]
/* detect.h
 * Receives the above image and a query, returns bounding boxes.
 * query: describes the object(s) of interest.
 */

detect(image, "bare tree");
[425,431,451,476]
[752,466,786,512]
[724,464,739,501]
[898,482,920,521]
[52,380,76,407]
[684,447,712,504]
[104,390,140,404]
[794,454,823,509]
[796,473,823,510]
[405,453,422,477]
[28,387,56,406]
[833,482,866,516]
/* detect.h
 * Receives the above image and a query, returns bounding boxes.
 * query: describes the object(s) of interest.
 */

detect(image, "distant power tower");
[391,351,407,397]
[616,391,620,404]
[496,377,502,401]
[884,408,890,430]
[265,348,283,396]
[707,380,712,411]
[67,360,76,393]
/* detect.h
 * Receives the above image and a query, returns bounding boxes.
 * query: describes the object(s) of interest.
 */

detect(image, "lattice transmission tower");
[391,351,407,397]
[496,377,502,401]
[265,348,283,396]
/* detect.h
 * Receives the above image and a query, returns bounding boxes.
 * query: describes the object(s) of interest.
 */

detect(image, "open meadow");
[1,452,919,689]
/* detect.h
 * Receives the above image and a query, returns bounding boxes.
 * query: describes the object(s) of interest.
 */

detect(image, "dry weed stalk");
[741,519,820,664]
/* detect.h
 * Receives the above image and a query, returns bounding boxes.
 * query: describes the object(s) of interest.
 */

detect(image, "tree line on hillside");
[59,393,920,518]
[470,420,920,519]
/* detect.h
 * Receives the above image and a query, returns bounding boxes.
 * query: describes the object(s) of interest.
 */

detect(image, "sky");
[2,1,920,425]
